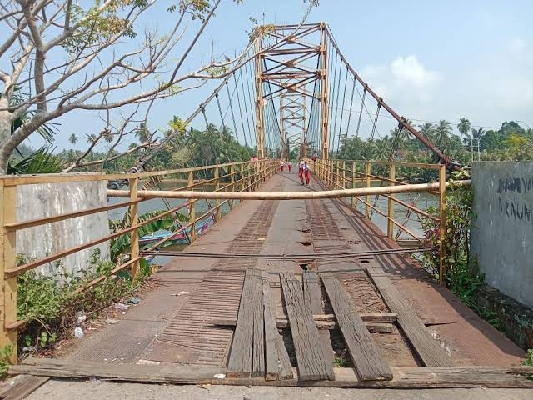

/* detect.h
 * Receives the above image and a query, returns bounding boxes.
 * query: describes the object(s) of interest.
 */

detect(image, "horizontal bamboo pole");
[108,180,471,200]
[0,161,252,186]
[4,199,141,231]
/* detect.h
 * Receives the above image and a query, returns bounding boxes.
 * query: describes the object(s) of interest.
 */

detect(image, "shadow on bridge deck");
[60,172,525,369]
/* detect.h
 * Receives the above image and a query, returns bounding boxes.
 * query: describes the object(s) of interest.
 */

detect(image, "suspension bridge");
[1,23,532,396]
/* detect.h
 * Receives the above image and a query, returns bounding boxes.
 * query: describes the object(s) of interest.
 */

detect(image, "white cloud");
[359,55,441,112]
[390,55,440,89]
[354,43,533,132]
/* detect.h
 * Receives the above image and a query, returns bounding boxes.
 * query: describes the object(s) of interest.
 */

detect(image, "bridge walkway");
[59,172,524,373]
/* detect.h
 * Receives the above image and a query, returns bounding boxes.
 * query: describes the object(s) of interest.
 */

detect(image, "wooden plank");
[280,272,334,381]
[1,375,49,400]
[251,270,265,377]
[9,359,533,388]
[321,274,392,381]
[227,269,255,377]
[302,271,335,367]
[213,313,397,325]
[366,267,453,367]
[211,317,394,333]
[302,271,322,312]
[262,272,293,381]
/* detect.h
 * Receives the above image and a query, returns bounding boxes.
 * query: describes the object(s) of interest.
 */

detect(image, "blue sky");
[25,0,533,150]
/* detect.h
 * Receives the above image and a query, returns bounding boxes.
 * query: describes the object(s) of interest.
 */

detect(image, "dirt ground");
[25,380,533,400]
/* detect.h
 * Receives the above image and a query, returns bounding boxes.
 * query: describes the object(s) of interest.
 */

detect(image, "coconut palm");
[435,120,452,149]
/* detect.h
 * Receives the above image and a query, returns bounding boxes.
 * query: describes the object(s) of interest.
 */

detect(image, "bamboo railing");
[0,159,278,362]
[312,157,448,285]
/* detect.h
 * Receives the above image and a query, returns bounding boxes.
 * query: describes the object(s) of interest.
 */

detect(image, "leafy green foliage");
[0,346,14,378]
[333,355,348,367]
[109,209,189,262]
[16,250,150,357]
[523,349,533,380]
[418,174,504,331]
[62,1,149,53]
[7,147,64,174]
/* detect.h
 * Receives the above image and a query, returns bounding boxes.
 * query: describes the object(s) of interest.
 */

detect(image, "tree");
[69,133,78,144]
[0,0,317,174]
[457,118,472,161]
[457,118,471,142]
[435,120,452,149]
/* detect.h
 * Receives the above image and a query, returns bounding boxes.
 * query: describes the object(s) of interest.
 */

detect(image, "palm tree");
[471,127,485,161]
[69,133,78,144]
[457,118,471,143]
[435,120,452,150]
[457,118,472,162]
[418,122,436,146]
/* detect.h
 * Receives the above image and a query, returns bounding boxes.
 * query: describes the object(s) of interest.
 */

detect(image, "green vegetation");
[523,349,533,380]
[333,355,348,367]
[418,173,504,331]
[53,123,253,174]
[336,119,533,173]
[16,250,151,360]
[0,345,14,378]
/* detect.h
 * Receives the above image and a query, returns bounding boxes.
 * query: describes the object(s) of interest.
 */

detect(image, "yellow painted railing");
[311,158,447,283]
[0,159,278,362]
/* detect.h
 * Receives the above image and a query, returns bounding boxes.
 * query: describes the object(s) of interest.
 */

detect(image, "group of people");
[280,159,311,186]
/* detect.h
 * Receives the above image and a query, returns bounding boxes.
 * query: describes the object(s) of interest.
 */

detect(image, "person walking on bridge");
[298,159,305,184]
[287,160,292,172]
[280,160,285,172]
[303,161,311,186]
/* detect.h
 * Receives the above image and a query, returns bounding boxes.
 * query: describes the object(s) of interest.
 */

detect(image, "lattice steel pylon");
[256,23,328,160]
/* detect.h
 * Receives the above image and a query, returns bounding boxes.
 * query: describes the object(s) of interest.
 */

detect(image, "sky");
[20,0,533,150]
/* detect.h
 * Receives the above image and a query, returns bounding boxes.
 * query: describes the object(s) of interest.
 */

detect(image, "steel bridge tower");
[255,23,329,160]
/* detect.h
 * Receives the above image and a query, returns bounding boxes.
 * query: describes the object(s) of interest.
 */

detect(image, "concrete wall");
[16,180,110,279]
[471,162,533,309]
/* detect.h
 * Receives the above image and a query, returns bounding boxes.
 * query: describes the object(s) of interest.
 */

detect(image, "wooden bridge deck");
[18,172,529,388]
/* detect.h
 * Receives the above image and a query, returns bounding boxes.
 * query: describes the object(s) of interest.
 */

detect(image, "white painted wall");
[16,179,110,278]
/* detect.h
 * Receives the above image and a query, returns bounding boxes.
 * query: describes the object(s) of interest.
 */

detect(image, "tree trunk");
[0,100,12,174]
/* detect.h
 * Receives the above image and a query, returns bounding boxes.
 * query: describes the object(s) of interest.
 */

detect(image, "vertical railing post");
[387,163,396,239]
[439,164,447,286]
[129,177,140,279]
[241,164,246,192]
[335,161,339,188]
[0,181,17,363]
[365,161,371,219]
[329,159,334,188]
[214,167,221,222]
[188,171,196,242]
[351,161,356,208]
[342,161,348,189]
[229,164,235,209]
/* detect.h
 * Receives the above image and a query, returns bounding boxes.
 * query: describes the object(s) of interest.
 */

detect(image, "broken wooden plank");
[10,358,533,388]
[262,271,293,381]
[1,375,49,400]
[227,269,255,377]
[280,272,334,381]
[211,317,394,333]
[321,273,392,381]
[302,271,335,367]
[251,270,265,377]
[366,267,453,367]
